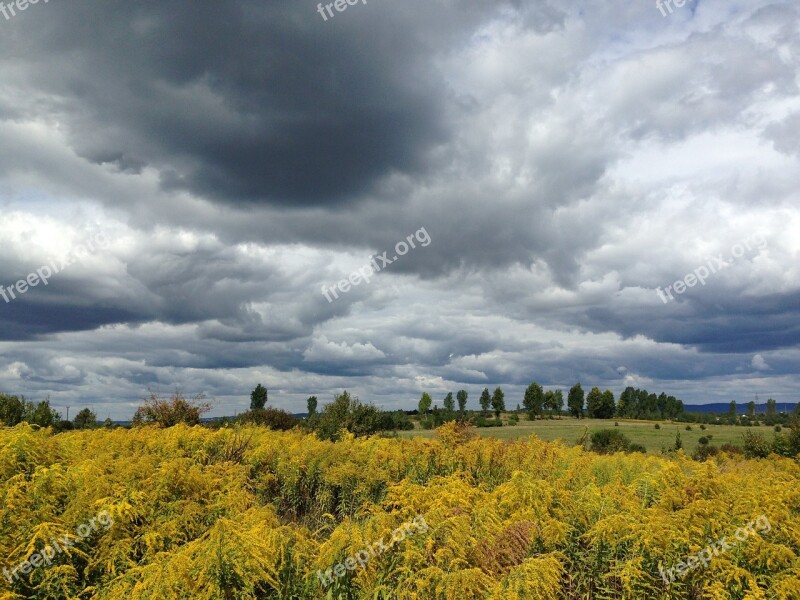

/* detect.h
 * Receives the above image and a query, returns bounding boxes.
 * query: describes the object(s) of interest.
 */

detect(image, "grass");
[398,415,777,453]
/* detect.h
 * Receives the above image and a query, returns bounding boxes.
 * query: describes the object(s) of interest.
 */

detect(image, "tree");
[311,391,408,441]
[747,401,756,419]
[479,388,491,415]
[587,387,615,419]
[418,392,432,414]
[544,390,563,415]
[133,390,211,427]
[456,390,468,414]
[616,387,636,418]
[250,384,268,410]
[73,408,97,429]
[0,393,25,426]
[765,398,777,419]
[728,401,737,419]
[523,382,544,419]
[307,396,318,416]
[443,392,455,413]
[490,387,505,418]
[552,390,564,415]
[568,383,584,418]
[31,399,60,428]
[600,390,616,419]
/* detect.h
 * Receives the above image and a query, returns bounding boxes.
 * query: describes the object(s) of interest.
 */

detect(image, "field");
[399,416,776,453]
[1,422,799,599]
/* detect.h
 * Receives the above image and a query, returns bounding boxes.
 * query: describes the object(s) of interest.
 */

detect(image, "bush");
[698,436,709,446]
[436,421,477,447]
[473,415,503,428]
[775,425,782,433]
[700,424,707,430]
[614,422,619,427]
[590,429,632,454]
[693,444,719,462]
[654,423,660,429]
[309,391,411,441]
[685,425,692,431]
[720,443,743,455]
[239,408,299,431]
[742,431,771,458]
[132,390,210,428]
[628,443,647,453]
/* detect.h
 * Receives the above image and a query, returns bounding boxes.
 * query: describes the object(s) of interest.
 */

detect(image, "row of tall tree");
[418,388,508,419]
[0,393,99,429]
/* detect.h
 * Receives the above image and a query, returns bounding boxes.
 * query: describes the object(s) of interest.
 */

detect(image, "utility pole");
[65,405,70,421]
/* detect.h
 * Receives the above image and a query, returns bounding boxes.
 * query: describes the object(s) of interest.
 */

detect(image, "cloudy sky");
[0,0,798,419]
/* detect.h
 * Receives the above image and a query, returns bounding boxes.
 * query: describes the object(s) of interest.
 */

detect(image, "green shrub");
[685,425,692,431]
[654,423,661,430]
[742,431,770,458]
[473,415,503,428]
[239,407,299,431]
[720,443,743,455]
[692,444,719,462]
[590,429,632,454]
[775,425,782,433]
[698,436,709,446]
[699,424,706,430]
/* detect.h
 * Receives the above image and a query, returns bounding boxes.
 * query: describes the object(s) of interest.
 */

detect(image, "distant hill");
[684,402,798,414]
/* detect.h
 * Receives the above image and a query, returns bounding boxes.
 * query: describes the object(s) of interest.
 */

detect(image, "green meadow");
[399,416,778,453]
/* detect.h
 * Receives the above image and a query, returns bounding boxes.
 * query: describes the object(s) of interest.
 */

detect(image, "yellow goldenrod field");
[1,422,799,600]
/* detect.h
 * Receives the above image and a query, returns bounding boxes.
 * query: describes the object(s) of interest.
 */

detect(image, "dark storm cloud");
[1,0,564,207]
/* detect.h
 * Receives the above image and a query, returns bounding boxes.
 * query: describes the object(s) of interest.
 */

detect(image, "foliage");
[479,388,491,415]
[309,391,411,441]
[616,387,684,420]
[418,392,432,415]
[456,390,468,414]
[543,389,563,415]
[443,392,455,413]
[490,387,505,418]
[132,390,211,427]
[523,382,544,419]
[0,393,25,426]
[250,384,268,411]
[306,396,318,416]
[73,408,98,430]
[567,383,584,418]
[239,407,299,431]
[743,430,771,458]
[589,429,636,454]
[1,420,800,599]
[586,387,615,419]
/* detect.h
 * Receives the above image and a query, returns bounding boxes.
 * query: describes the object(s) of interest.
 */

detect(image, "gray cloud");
[0,0,798,418]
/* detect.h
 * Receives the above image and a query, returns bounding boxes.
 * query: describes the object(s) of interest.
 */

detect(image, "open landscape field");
[1,422,799,599]
[400,417,777,453]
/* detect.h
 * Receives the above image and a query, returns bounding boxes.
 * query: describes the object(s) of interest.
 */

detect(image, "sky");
[0,0,798,420]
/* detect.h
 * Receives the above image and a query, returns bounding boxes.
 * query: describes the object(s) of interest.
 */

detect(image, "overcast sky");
[0,0,798,419]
